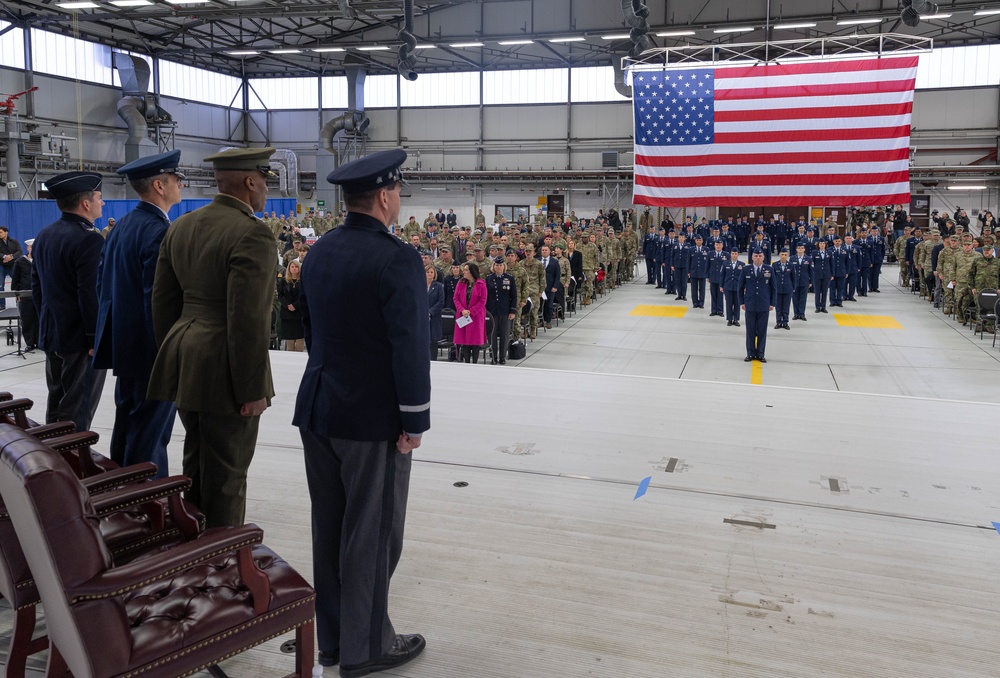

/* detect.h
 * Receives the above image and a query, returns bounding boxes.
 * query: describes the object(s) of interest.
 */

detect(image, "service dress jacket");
[148,194,277,414]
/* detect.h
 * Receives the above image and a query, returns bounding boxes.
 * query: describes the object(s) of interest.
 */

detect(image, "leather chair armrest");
[81,463,159,494]
[25,421,76,439]
[0,392,11,401]
[0,398,31,415]
[90,476,192,518]
[67,525,265,603]
[45,431,101,452]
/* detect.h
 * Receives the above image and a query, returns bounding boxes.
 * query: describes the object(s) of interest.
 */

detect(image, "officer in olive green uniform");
[520,243,545,339]
[149,147,278,528]
[969,245,1000,315]
[894,227,911,287]
[580,233,599,304]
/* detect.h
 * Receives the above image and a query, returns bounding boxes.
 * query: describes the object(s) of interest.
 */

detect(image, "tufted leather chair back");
[0,424,129,678]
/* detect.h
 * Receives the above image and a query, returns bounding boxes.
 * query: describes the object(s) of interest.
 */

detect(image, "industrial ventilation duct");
[113,53,171,165]
[397,0,419,81]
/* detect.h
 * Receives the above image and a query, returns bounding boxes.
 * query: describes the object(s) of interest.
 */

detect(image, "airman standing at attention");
[938,235,959,314]
[580,232,599,305]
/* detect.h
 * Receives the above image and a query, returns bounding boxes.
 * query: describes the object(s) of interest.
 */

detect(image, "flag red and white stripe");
[632,56,918,208]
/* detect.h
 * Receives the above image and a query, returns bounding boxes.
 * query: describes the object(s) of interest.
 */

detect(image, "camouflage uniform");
[952,248,982,322]
[914,238,934,298]
[509,260,529,341]
[893,234,910,287]
[580,239,599,304]
[937,243,958,313]
[969,252,1000,293]
[520,249,545,338]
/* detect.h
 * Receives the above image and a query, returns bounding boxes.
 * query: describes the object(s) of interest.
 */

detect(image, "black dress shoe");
[340,634,426,678]
[774,323,781,330]
[801,316,807,321]
[758,357,767,363]
[821,309,828,313]
[734,321,741,326]
[319,650,340,667]
[744,356,753,362]
[727,321,733,326]
[783,324,791,330]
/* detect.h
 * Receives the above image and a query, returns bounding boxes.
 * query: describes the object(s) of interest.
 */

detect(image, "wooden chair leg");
[292,620,315,678]
[7,605,48,678]
[45,643,68,678]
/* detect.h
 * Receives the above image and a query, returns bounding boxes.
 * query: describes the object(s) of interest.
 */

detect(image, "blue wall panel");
[0,198,297,243]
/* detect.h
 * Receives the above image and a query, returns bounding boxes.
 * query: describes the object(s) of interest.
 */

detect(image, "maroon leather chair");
[0,425,316,678]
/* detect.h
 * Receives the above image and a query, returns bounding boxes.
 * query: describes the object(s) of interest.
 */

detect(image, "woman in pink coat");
[453,261,487,363]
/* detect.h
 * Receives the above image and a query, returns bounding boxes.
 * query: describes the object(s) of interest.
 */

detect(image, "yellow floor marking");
[832,314,903,329]
[751,360,763,385]
[630,305,689,318]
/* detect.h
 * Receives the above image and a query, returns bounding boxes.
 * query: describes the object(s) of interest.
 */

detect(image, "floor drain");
[453,481,468,488]
[280,640,296,654]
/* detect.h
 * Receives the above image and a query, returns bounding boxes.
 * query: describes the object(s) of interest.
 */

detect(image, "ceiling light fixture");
[497,39,533,45]
[269,49,301,54]
[601,34,631,40]
[312,47,345,53]
[974,9,1000,15]
[919,13,952,19]
[110,0,153,6]
[714,26,755,33]
[450,42,484,48]
[773,22,817,29]
[56,1,99,7]
[415,44,436,49]
[226,50,259,56]
[549,36,585,42]
[357,46,391,51]
[656,30,696,36]
[166,0,210,4]
[836,18,885,25]
[948,185,987,190]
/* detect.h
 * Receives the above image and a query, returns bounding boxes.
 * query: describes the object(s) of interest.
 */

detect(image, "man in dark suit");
[149,148,278,528]
[31,171,107,430]
[10,238,36,350]
[94,150,184,478]
[738,249,776,362]
[0,226,22,310]
[539,244,561,329]
[294,149,429,676]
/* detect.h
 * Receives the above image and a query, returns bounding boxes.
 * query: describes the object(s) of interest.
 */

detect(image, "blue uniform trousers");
[690,277,706,307]
[110,375,176,479]
[776,293,792,324]
[745,310,769,358]
[846,272,858,300]
[831,276,846,305]
[301,432,411,667]
[645,256,656,283]
[814,278,830,310]
[792,288,808,317]
[673,268,688,298]
[710,282,724,315]
[724,290,741,322]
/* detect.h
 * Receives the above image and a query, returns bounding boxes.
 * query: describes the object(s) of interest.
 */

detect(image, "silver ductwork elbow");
[117,96,148,146]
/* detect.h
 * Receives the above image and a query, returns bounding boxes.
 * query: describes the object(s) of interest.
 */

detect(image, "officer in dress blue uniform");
[654,227,667,288]
[790,243,812,321]
[671,233,690,301]
[856,230,871,296]
[708,240,728,317]
[751,232,772,265]
[843,234,860,302]
[720,224,736,252]
[94,150,184,478]
[485,255,517,365]
[829,236,848,306]
[294,149,429,675]
[869,229,885,292]
[772,248,794,330]
[662,229,676,294]
[722,248,744,326]
[31,171,108,431]
[812,238,832,313]
[739,248,776,362]
[688,235,710,309]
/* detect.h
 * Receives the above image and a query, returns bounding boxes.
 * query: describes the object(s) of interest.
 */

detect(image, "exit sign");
[317,199,326,207]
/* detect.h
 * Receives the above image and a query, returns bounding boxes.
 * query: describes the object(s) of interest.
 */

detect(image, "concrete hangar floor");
[0,260,996,677]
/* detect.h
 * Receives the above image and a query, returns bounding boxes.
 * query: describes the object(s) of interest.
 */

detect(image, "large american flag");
[631,55,919,208]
